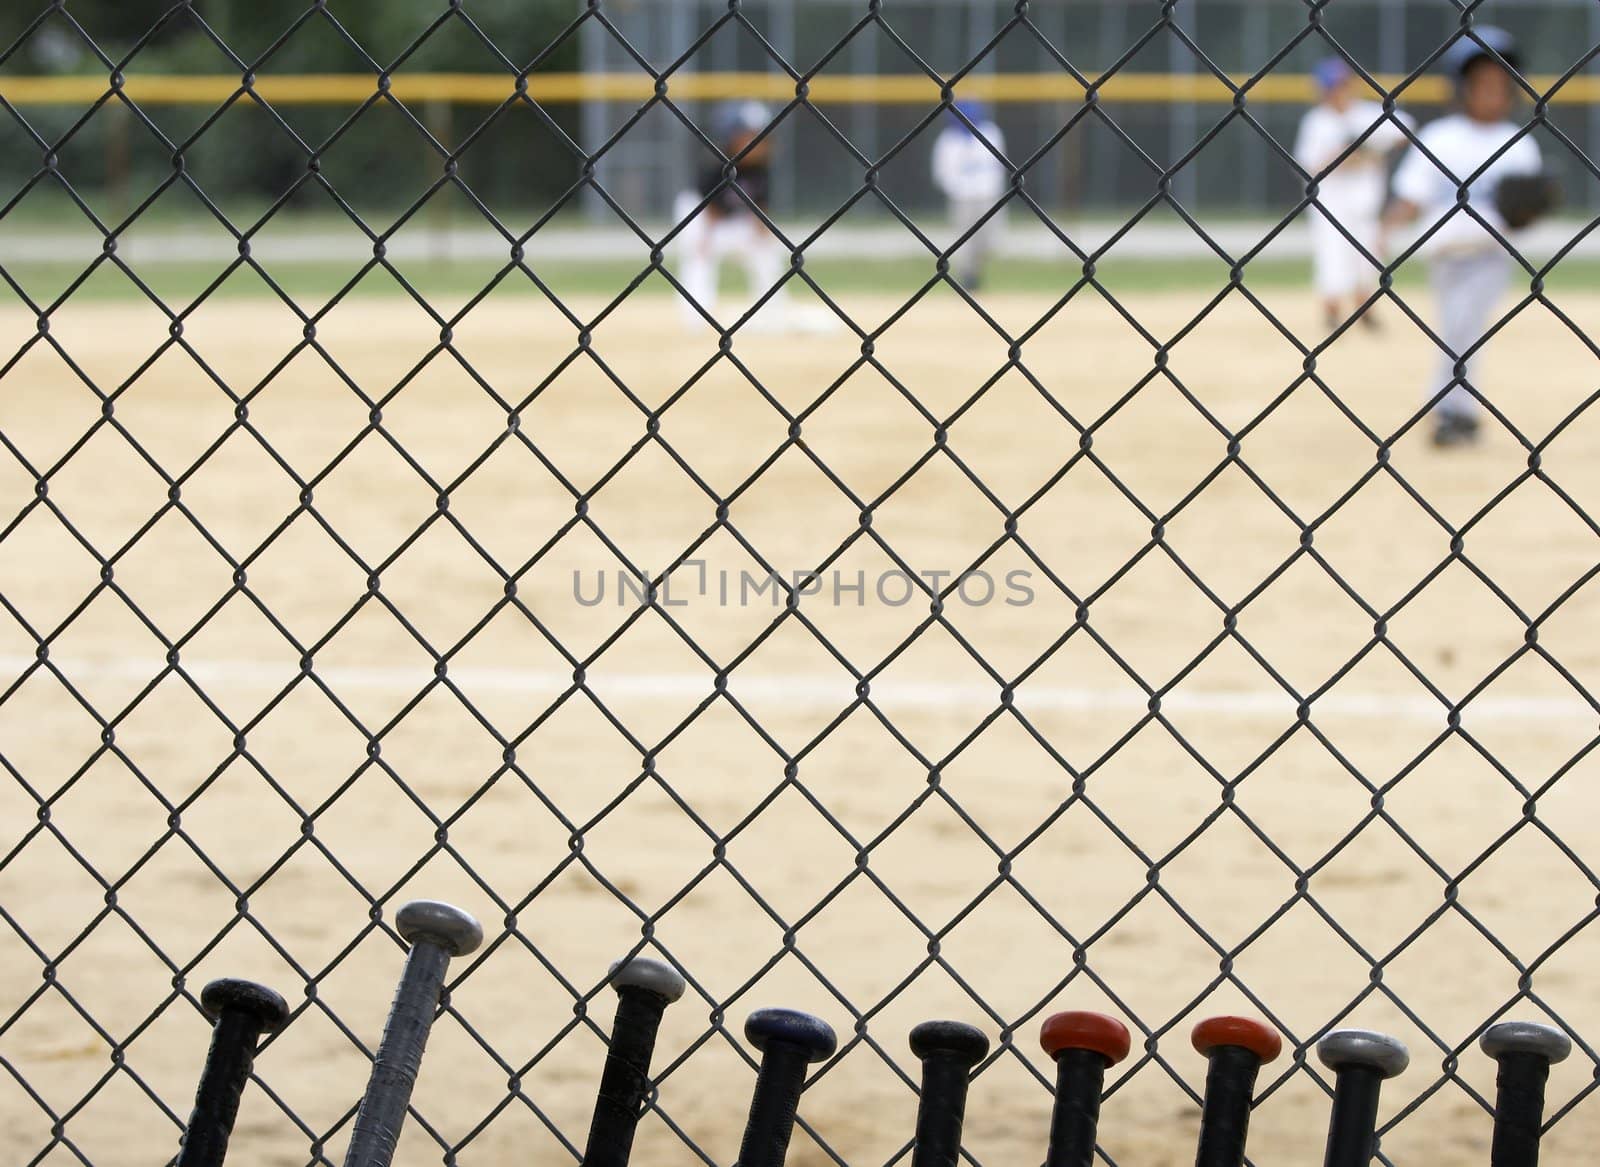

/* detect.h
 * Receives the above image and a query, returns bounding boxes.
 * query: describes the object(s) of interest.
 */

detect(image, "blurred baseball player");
[1293,57,1414,331]
[672,101,781,328]
[670,101,833,333]
[931,101,1008,291]
[1381,27,1557,447]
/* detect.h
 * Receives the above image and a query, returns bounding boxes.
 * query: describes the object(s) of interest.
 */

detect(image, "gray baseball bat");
[342,900,483,1167]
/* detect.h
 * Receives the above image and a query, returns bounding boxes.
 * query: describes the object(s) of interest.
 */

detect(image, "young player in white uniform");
[672,101,830,333]
[672,102,778,328]
[1294,58,1414,331]
[1381,27,1542,447]
[931,101,1008,291]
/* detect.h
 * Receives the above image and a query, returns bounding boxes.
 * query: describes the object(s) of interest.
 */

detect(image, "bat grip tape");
[175,1010,266,1167]
[735,1041,811,1167]
[1321,1065,1382,1167]
[1044,1049,1109,1167]
[343,941,452,1167]
[581,986,672,1167]
[1195,1045,1263,1167]
[1490,1052,1551,1167]
[910,1051,976,1167]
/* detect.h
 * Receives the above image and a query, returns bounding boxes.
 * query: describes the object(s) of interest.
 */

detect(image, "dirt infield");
[1,283,1598,1167]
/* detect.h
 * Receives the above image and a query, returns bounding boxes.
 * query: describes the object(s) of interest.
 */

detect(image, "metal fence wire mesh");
[2,1,1600,1166]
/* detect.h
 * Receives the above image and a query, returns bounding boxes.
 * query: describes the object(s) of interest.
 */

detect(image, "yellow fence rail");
[7,69,1593,108]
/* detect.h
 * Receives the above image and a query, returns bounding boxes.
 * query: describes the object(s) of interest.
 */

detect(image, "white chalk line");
[2,654,1595,725]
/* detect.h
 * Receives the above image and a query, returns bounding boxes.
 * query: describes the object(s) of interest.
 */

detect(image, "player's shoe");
[1430,412,1481,448]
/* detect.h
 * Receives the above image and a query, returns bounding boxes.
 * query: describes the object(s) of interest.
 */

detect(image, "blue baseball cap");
[1442,26,1520,77]
[1313,57,1353,93]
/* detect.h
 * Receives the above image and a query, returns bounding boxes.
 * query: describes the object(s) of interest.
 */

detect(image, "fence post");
[580,5,608,223]
[425,97,452,265]
[1169,0,1199,207]
[103,99,129,226]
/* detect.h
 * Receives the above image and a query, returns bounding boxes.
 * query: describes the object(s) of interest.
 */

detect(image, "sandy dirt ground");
[1,280,1598,1167]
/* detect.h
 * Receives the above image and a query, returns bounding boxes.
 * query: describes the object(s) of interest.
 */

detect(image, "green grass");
[7,198,1598,308]
[3,250,1597,312]
[0,196,1387,234]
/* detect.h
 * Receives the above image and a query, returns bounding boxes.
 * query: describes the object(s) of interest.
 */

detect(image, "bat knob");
[745,1008,838,1063]
[1317,1029,1409,1079]
[395,899,484,956]
[1040,1011,1132,1066]
[910,1020,990,1064]
[1192,1016,1283,1063]
[1480,1021,1572,1064]
[199,978,290,1033]
[608,956,688,1002]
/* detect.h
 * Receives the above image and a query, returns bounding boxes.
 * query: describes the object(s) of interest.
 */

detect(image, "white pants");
[1427,249,1513,420]
[948,195,1004,286]
[1310,204,1379,299]
[671,190,783,326]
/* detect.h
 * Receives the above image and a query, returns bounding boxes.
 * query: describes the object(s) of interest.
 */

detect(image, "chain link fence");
[2,1,1600,1166]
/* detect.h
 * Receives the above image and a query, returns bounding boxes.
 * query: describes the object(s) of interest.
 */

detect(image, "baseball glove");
[1495,172,1562,230]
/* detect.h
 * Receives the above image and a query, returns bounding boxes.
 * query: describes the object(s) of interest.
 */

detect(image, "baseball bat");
[580,956,689,1167]
[1191,1016,1283,1167]
[1480,1020,1571,1167]
[734,1008,838,1167]
[342,899,484,1167]
[908,1020,989,1167]
[1315,1029,1409,1167]
[1040,1011,1132,1167]
[175,978,291,1167]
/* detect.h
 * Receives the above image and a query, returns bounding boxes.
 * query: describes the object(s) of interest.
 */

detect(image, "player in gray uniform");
[1380,27,1542,448]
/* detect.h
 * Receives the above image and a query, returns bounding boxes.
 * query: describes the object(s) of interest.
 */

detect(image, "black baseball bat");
[1316,1028,1409,1167]
[909,1020,989,1167]
[1480,1021,1571,1167]
[734,1008,838,1167]
[1191,1016,1282,1167]
[175,978,290,1167]
[1041,1010,1132,1167]
[581,956,689,1167]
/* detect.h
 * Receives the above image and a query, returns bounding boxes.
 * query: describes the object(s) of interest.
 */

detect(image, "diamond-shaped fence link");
[2,1,1600,1165]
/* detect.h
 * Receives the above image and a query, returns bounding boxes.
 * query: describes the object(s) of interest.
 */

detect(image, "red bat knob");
[1192,1016,1283,1063]
[1041,1011,1133,1066]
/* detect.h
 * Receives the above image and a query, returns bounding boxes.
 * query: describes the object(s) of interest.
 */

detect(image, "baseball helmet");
[710,99,771,145]
[1441,25,1521,78]
[1312,56,1353,93]
[953,99,991,123]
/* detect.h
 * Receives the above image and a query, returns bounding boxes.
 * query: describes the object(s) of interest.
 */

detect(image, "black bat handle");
[581,957,688,1167]
[1490,1053,1550,1167]
[1317,1029,1409,1167]
[1191,1017,1281,1167]
[1195,1045,1263,1167]
[738,1042,811,1167]
[1039,1010,1131,1167]
[1481,1021,1571,1167]
[909,1021,989,1167]
[1046,1048,1110,1167]
[175,979,290,1167]
[735,1009,837,1167]
[1322,1064,1382,1167]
